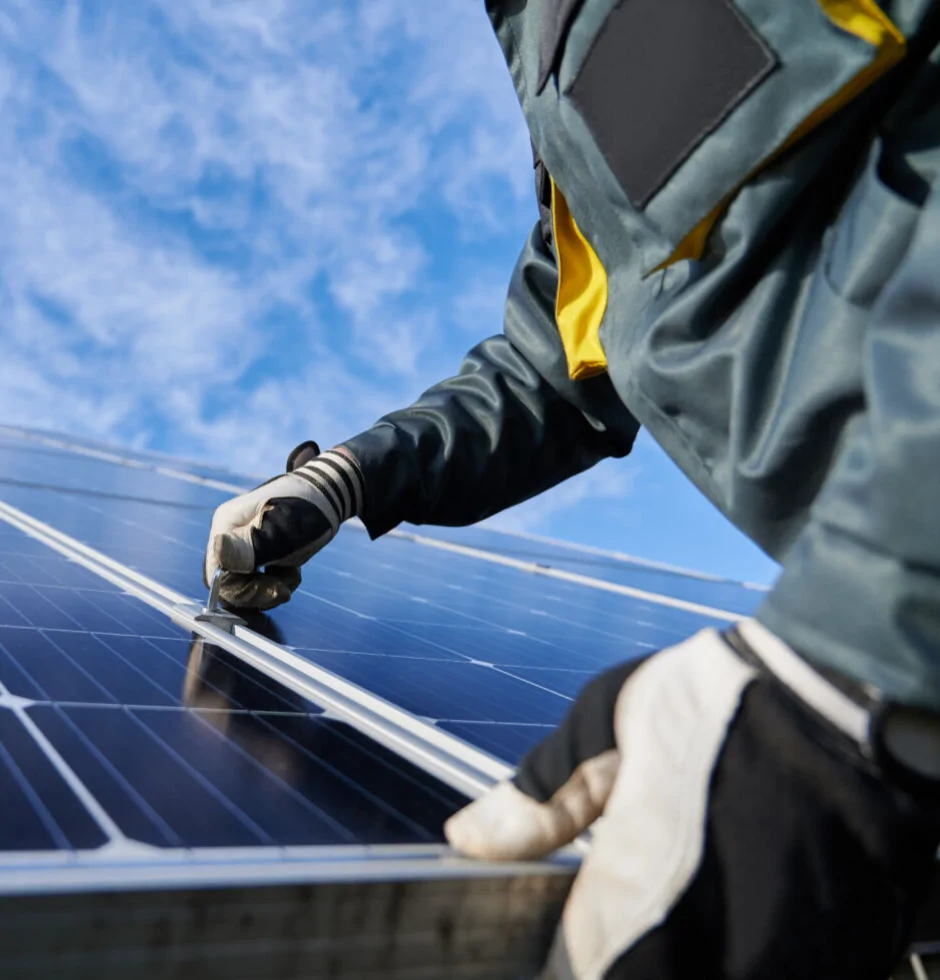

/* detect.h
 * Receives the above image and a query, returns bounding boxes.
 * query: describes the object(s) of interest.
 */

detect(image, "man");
[205,1,940,977]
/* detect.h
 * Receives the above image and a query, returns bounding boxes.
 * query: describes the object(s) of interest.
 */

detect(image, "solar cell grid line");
[416,522,754,584]
[0,424,753,613]
[0,427,251,493]
[292,552,706,663]
[1,426,755,628]
[0,464,740,638]
[0,480,712,648]
[0,425,257,485]
[380,538,740,628]
[0,706,111,853]
[400,522,770,615]
[0,442,230,511]
[311,543,724,643]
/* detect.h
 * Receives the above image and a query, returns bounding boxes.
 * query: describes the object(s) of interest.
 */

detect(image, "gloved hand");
[446,621,940,980]
[204,441,364,610]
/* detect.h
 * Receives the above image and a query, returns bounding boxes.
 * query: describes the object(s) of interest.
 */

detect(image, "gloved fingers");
[208,496,333,610]
[446,657,649,861]
[210,519,257,576]
[445,754,621,861]
[215,566,303,611]
[204,451,359,588]
[204,484,271,587]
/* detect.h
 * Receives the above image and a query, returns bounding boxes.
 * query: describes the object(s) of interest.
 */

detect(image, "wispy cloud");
[483,459,640,534]
[0,0,532,470]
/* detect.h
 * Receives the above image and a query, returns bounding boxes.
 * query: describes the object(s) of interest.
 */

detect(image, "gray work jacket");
[345,0,940,709]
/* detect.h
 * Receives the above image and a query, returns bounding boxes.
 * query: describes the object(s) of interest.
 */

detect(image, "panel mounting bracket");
[191,568,246,633]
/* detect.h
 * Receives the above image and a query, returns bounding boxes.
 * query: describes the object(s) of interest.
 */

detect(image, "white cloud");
[0,0,534,470]
[484,459,640,535]
[451,271,512,335]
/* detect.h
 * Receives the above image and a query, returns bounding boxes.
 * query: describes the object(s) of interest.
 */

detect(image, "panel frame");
[0,868,573,980]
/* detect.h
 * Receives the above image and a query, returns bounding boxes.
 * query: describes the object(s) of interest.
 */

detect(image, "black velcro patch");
[568,0,777,209]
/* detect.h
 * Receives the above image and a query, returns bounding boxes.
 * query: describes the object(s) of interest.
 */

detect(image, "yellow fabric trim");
[551,179,609,380]
[659,0,906,269]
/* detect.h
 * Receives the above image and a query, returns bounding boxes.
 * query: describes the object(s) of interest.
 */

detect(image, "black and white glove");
[445,622,940,980]
[204,441,364,610]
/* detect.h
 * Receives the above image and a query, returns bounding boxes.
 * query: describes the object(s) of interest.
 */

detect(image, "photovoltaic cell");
[435,721,557,763]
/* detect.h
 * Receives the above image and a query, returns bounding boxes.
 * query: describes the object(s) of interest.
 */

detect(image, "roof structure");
[0,425,934,978]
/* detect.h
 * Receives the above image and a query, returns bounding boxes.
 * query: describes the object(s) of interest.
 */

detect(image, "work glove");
[446,621,940,980]
[204,441,364,610]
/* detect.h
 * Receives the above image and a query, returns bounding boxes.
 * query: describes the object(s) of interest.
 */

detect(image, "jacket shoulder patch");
[568,0,777,209]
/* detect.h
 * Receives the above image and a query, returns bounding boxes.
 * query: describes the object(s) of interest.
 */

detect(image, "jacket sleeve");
[342,221,640,538]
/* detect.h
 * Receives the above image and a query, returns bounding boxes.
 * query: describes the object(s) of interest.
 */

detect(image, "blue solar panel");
[406,524,770,615]
[0,433,772,616]
[5,432,935,979]
[0,521,467,852]
[0,429,252,484]
[0,438,739,766]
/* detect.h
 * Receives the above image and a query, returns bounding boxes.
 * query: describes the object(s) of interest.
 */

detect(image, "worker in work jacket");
[206,2,940,977]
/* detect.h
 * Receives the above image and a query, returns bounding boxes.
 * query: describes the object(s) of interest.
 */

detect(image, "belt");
[725,619,940,792]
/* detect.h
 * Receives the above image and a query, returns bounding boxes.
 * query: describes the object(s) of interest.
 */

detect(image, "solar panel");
[0,426,254,484]
[1,428,935,977]
[0,441,735,764]
[407,523,770,615]
[0,507,573,975]
[0,522,469,849]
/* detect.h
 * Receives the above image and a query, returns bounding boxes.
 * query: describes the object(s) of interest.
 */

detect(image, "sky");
[0,0,780,585]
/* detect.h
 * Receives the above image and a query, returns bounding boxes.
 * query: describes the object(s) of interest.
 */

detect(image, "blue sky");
[0,0,779,585]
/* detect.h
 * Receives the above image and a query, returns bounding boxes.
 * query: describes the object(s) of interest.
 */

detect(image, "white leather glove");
[446,622,940,980]
[204,443,363,610]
